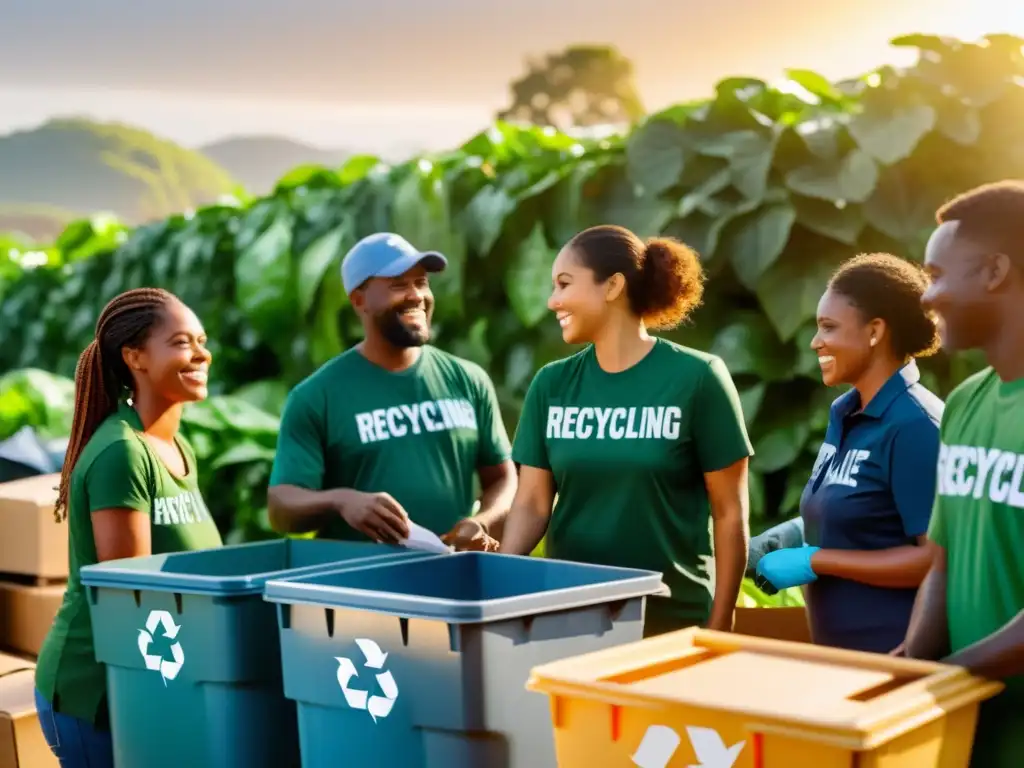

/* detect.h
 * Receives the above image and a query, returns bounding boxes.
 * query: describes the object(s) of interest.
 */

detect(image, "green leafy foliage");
[0,34,1020,546]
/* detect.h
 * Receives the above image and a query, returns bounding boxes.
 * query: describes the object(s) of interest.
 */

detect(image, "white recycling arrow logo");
[632,724,745,768]
[335,638,398,723]
[136,609,184,686]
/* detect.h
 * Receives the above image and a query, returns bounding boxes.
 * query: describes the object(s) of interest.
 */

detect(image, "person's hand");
[440,518,499,552]
[746,518,804,578]
[755,545,821,591]
[889,643,906,657]
[334,490,410,543]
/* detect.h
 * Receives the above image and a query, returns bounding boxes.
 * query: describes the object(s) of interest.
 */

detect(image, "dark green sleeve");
[692,356,754,473]
[472,368,513,466]
[269,383,326,490]
[85,438,153,514]
[511,368,551,470]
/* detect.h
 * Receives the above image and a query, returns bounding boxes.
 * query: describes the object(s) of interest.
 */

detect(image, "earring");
[870,337,877,347]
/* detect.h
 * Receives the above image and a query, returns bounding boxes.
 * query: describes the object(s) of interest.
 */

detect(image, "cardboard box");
[0,652,58,768]
[0,475,66,581]
[0,582,64,658]
[734,605,812,643]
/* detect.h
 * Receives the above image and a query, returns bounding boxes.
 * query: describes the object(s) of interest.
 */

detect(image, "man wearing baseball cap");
[267,233,517,551]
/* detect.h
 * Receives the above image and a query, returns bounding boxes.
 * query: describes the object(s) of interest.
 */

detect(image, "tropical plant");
[0,33,1020,540]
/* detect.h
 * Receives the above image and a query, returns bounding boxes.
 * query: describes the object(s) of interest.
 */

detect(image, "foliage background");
[1,34,1020,566]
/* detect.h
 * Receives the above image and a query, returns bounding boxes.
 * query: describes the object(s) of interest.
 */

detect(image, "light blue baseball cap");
[341,233,448,294]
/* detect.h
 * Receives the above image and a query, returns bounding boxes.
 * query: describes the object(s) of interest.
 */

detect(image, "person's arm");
[706,458,751,631]
[498,465,557,555]
[942,606,1024,678]
[268,385,337,534]
[747,517,805,577]
[693,357,755,632]
[904,541,950,660]
[473,461,517,539]
[86,440,154,561]
[498,368,556,555]
[810,419,939,588]
[468,370,517,538]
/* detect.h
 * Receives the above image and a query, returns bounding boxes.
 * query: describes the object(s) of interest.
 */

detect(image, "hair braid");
[54,288,174,522]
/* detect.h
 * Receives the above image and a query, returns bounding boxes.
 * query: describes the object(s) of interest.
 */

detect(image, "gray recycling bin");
[263,551,667,768]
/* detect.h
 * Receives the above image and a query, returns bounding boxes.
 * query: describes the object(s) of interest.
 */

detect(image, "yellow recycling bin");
[526,628,1003,768]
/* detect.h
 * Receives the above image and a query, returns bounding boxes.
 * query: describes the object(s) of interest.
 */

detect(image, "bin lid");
[263,551,667,624]
[527,627,1005,751]
[79,539,430,596]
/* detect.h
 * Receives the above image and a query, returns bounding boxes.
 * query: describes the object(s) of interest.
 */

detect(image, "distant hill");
[199,136,348,193]
[0,203,81,242]
[0,118,238,233]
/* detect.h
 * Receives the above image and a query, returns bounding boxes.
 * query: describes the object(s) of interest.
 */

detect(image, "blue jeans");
[34,688,114,768]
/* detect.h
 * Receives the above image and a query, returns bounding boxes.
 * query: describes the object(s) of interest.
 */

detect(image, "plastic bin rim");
[78,548,431,596]
[262,554,667,624]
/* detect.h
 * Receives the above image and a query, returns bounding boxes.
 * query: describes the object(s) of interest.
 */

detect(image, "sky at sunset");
[3,0,1023,151]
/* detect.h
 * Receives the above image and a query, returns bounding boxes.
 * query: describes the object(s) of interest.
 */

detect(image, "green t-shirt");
[512,339,753,629]
[928,368,1024,767]
[269,346,512,540]
[35,402,223,725]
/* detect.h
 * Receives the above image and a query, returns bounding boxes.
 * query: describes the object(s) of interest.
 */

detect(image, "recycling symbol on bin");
[335,639,398,723]
[632,724,745,768]
[137,609,184,685]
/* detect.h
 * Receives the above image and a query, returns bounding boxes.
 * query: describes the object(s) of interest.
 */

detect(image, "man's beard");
[375,306,431,348]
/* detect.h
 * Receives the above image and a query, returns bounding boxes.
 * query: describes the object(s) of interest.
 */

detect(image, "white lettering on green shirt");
[152,489,213,526]
[544,405,683,440]
[354,398,478,444]
[937,443,1024,506]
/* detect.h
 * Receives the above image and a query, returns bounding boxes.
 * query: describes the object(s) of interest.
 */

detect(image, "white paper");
[400,521,453,554]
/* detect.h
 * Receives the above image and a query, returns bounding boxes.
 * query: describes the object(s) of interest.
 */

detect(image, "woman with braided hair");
[33,288,223,767]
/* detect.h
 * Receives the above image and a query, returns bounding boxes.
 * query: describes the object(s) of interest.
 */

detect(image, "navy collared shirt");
[801,360,943,653]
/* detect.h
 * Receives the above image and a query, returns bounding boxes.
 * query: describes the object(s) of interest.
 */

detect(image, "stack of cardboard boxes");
[0,474,65,768]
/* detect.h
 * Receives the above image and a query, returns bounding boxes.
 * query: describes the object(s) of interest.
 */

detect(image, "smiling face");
[123,298,212,403]
[921,221,1003,352]
[811,288,882,387]
[353,265,434,348]
[547,246,620,344]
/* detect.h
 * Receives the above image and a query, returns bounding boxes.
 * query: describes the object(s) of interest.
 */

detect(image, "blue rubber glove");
[755,545,821,591]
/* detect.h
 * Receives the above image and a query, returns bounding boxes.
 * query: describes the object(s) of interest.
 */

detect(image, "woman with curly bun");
[500,225,753,637]
[754,252,943,654]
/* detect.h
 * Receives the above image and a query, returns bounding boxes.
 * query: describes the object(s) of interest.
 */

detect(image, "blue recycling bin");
[263,551,666,768]
[79,538,434,768]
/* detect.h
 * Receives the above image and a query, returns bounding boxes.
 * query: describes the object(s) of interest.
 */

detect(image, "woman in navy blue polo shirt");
[754,253,943,653]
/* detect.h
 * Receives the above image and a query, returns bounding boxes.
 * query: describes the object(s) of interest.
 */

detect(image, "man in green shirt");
[268,233,516,549]
[905,181,1024,767]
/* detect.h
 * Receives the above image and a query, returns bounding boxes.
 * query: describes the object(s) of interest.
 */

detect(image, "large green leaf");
[459,186,518,254]
[0,368,75,440]
[505,223,555,328]
[625,118,687,195]
[709,313,795,382]
[233,213,295,337]
[784,69,845,104]
[296,224,348,316]
[863,166,943,243]
[719,203,796,289]
[791,196,863,244]
[849,105,936,165]
[687,130,776,201]
[785,149,879,203]
[755,243,847,342]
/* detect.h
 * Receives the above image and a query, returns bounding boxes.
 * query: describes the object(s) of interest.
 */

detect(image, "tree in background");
[498,45,645,130]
